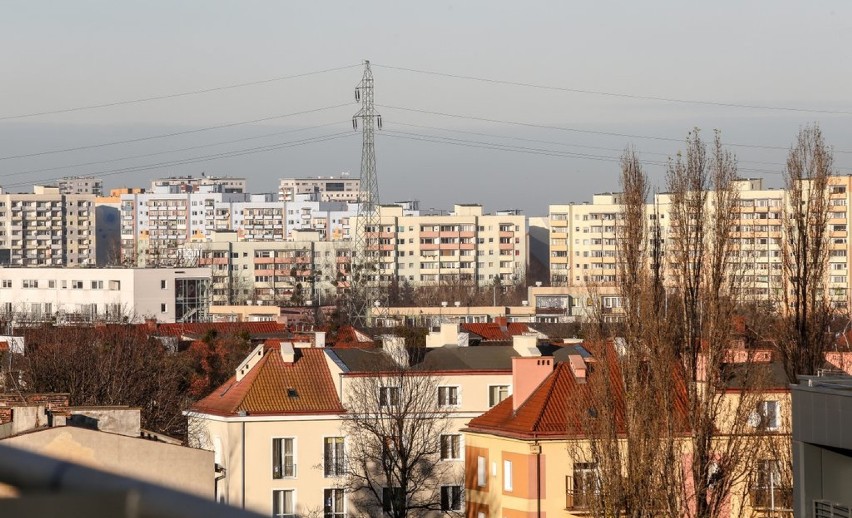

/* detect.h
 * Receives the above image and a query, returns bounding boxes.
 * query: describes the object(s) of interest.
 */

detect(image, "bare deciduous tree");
[341,357,461,518]
[778,124,835,382]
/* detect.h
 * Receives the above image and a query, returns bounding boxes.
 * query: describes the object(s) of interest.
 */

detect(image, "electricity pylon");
[348,60,385,327]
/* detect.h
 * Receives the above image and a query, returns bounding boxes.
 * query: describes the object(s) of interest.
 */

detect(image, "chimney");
[511,357,554,411]
[494,316,508,331]
[567,353,587,383]
[512,334,540,357]
[280,342,296,364]
[382,335,408,367]
[145,318,158,331]
[313,331,326,348]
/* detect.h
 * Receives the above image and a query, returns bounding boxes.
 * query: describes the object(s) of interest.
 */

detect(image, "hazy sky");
[2,1,852,215]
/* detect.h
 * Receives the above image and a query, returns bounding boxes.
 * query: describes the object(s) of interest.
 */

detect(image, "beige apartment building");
[151,175,247,194]
[278,175,362,202]
[195,230,352,306]
[549,177,852,310]
[187,326,523,517]
[0,185,95,267]
[355,204,527,287]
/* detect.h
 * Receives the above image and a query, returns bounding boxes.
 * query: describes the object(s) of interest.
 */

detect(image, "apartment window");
[754,400,780,431]
[272,489,295,518]
[438,386,459,407]
[440,434,461,460]
[72,280,84,289]
[379,386,400,407]
[752,460,791,509]
[323,488,345,518]
[382,487,403,514]
[440,485,462,512]
[568,463,599,509]
[503,460,513,491]
[160,280,167,289]
[109,280,121,290]
[48,280,55,288]
[324,437,344,477]
[477,456,487,487]
[489,385,509,407]
[273,437,296,478]
[91,280,103,290]
[160,303,167,313]
[22,280,38,289]
[0,280,9,288]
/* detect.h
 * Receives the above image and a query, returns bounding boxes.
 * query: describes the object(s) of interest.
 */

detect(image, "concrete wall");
[2,426,213,498]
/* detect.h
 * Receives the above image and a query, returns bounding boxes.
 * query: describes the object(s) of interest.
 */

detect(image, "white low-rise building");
[0,267,212,324]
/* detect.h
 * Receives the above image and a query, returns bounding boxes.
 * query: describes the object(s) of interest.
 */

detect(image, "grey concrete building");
[792,375,852,517]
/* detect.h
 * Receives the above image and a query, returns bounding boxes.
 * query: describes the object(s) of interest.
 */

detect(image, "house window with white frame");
[379,386,400,407]
[323,488,345,518]
[382,487,403,514]
[273,438,296,478]
[272,489,295,518]
[489,385,509,407]
[440,485,463,512]
[477,456,487,487]
[324,437,344,477]
[440,434,461,460]
[438,385,459,407]
[503,460,513,491]
[757,400,780,431]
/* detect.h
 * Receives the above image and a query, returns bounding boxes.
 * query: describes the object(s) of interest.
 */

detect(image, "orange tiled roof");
[461,322,530,341]
[190,342,344,417]
[468,342,689,440]
[467,362,601,439]
[152,321,285,338]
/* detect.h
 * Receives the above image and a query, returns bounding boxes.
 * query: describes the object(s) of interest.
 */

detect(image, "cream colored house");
[186,326,537,516]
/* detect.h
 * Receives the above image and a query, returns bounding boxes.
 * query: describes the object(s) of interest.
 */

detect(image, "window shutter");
[272,439,281,478]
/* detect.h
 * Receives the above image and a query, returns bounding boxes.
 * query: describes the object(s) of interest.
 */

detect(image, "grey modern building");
[792,375,852,517]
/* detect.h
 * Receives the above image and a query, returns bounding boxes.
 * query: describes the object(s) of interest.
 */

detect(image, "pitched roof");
[151,321,285,338]
[461,322,531,341]
[466,362,599,439]
[190,342,344,417]
[330,345,517,373]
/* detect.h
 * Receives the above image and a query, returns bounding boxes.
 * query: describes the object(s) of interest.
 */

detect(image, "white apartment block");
[0,267,211,324]
[355,204,527,287]
[548,177,852,308]
[57,176,104,196]
[196,231,352,306]
[284,195,356,240]
[120,189,248,266]
[278,175,361,202]
[151,175,247,194]
[0,186,95,267]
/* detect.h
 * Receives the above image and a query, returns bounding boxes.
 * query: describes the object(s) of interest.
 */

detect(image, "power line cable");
[374,63,852,116]
[0,64,361,121]
[0,103,351,161]
[386,121,798,169]
[379,129,783,175]
[2,120,348,178]
[378,104,852,155]
[3,131,356,189]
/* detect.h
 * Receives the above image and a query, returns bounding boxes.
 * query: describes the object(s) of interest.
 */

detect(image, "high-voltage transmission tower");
[348,60,385,327]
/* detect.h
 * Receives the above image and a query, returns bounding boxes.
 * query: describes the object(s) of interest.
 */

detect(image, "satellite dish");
[747,411,761,428]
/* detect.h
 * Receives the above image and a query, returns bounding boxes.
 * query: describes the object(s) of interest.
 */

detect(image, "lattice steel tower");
[348,60,384,326]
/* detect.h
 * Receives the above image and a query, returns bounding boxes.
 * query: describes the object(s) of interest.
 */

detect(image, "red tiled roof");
[152,321,285,338]
[467,343,689,440]
[467,362,601,438]
[461,322,530,341]
[190,342,344,417]
[330,326,376,349]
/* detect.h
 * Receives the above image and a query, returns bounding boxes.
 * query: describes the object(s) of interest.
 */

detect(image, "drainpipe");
[214,464,226,503]
[535,439,541,518]
[237,411,247,509]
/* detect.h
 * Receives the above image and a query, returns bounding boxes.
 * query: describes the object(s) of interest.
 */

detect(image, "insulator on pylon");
[377,115,382,129]
[352,118,358,130]
[355,88,360,102]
